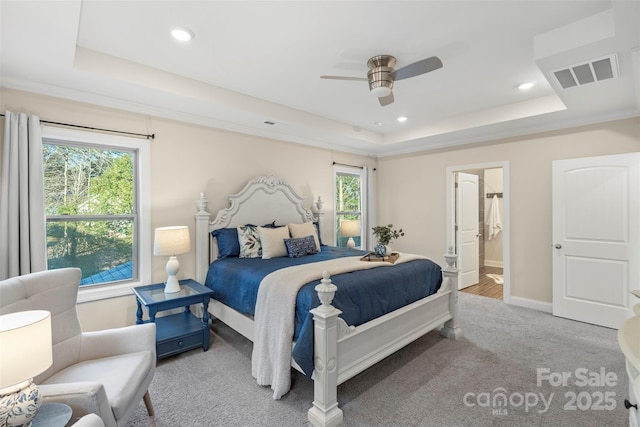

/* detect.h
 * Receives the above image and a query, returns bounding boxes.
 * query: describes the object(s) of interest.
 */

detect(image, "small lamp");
[0,310,53,427]
[340,220,361,249]
[154,226,191,293]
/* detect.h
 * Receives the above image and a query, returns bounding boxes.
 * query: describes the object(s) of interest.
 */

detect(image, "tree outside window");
[43,143,137,286]
[335,171,362,247]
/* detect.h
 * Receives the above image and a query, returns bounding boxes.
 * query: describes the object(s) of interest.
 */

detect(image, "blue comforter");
[205,246,442,375]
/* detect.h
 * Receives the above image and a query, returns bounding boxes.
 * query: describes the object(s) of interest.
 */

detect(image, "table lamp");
[0,310,53,427]
[154,225,191,293]
[340,220,361,249]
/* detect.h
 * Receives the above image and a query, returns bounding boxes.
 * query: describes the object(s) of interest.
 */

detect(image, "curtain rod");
[0,113,155,140]
[332,161,363,169]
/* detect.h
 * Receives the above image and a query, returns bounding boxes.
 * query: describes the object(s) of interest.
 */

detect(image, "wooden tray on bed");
[360,252,399,264]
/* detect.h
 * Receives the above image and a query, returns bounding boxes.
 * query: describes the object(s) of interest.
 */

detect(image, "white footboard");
[308,249,460,427]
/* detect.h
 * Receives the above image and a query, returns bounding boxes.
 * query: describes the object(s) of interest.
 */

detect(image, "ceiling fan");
[321,54,443,106]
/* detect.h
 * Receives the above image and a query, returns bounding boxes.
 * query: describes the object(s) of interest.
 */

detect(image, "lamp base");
[164,275,181,293]
[164,256,182,293]
[0,379,42,427]
[347,237,355,249]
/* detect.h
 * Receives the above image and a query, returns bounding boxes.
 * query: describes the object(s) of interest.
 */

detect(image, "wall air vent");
[551,54,619,90]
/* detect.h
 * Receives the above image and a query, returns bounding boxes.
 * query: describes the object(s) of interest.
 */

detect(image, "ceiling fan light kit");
[321,54,442,106]
[367,55,395,102]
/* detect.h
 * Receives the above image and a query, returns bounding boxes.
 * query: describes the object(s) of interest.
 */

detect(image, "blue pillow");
[211,228,240,259]
[284,235,319,258]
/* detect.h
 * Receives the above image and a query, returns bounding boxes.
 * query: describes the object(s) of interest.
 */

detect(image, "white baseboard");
[508,296,553,313]
[483,260,504,268]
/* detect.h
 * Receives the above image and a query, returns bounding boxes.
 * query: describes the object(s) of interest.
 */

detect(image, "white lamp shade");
[153,226,191,256]
[0,310,52,390]
[340,220,361,237]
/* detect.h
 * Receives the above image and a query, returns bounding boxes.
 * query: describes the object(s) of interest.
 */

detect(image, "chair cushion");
[42,351,154,421]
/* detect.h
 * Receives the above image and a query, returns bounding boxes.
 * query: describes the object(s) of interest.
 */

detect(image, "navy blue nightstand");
[132,279,214,359]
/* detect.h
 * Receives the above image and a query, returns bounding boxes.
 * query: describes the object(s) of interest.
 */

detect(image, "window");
[42,127,150,302]
[334,165,368,248]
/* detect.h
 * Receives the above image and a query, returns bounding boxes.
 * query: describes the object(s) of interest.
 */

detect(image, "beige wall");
[377,118,640,303]
[1,88,376,330]
[2,87,639,326]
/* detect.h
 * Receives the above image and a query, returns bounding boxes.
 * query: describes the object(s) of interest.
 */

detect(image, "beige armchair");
[0,268,156,427]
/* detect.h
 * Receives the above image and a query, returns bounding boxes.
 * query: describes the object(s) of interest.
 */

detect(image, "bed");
[194,175,461,427]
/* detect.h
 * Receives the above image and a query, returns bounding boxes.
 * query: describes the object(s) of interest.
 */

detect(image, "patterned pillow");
[284,235,319,258]
[237,225,262,258]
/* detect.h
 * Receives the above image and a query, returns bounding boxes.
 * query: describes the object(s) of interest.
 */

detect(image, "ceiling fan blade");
[392,56,443,81]
[320,75,368,81]
[378,92,394,106]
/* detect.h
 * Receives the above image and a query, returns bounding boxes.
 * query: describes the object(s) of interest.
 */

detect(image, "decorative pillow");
[258,225,290,259]
[211,228,241,259]
[284,235,319,258]
[237,225,262,258]
[289,221,321,252]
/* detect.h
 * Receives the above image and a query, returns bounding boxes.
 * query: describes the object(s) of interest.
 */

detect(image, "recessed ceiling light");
[374,122,383,126]
[397,116,408,123]
[171,27,194,42]
[518,82,535,90]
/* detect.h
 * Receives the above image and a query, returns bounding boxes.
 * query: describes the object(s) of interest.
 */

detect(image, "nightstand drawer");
[157,330,203,358]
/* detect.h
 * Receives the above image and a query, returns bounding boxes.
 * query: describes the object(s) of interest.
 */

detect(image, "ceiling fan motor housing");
[367,55,396,97]
[368,67,394,97]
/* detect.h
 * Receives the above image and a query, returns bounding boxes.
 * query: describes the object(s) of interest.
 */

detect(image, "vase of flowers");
[372,224,404,257]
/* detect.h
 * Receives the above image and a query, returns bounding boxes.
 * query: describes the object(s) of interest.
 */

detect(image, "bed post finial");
[315,196,323,212]
[444,246,456,268]
[315,271,337,312]
[196,192,209,214]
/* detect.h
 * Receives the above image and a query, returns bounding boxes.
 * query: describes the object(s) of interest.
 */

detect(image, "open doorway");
[446,162,510,302]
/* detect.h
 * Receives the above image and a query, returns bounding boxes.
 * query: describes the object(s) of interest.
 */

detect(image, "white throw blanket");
[251,253,428,399]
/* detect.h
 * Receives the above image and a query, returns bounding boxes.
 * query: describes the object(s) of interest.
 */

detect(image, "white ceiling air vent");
[551,54,619,90]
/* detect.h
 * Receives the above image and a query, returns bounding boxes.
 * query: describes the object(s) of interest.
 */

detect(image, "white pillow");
[288,222,321,252]
[258,225,290,259]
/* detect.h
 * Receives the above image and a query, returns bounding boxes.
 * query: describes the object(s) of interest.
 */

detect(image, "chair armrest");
[79,323,156,361]
[39,382,115,427]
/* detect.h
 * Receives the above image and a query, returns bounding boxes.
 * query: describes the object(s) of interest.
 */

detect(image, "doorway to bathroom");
[446,162,510,302]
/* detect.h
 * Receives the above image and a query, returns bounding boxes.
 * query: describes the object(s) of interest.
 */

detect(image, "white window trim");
[333,164,369,249]
[41,126,151,302]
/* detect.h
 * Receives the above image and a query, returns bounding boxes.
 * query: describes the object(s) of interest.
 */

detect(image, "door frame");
[446,161,511,303]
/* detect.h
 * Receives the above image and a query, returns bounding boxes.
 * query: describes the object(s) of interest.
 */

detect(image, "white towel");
[486,195,502,240]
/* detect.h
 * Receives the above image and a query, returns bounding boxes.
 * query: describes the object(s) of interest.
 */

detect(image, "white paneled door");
[457,172,479,289]
[552,153,640,329]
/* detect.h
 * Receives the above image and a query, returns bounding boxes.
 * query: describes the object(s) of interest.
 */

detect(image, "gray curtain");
[0,111,47,279]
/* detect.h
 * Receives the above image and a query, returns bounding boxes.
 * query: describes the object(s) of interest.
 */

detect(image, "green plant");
[371,224,404,245]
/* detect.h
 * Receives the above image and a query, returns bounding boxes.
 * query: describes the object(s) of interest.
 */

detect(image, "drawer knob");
[625,399,638,410]
[178,341,184,347]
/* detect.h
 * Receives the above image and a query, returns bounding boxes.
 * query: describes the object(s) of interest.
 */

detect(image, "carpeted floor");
[126,293,628,426]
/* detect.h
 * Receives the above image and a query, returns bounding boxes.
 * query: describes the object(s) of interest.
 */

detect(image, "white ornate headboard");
[194,175,320,283]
